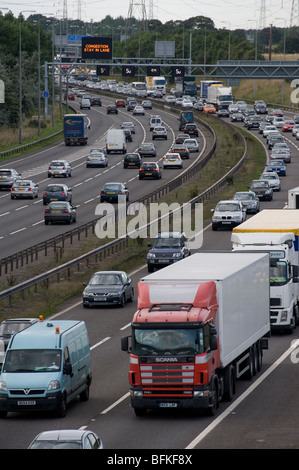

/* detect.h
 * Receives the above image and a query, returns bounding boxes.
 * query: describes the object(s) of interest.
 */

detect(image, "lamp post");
[19,10,35,144]
[275,18,287,104]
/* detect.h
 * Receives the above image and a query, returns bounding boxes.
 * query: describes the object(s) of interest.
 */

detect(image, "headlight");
[48,380,60,391]
[281,310,288,321]
[0,381,7,392]
[83,291,94,297]
[173,253,183,259]
[147,253,156,259]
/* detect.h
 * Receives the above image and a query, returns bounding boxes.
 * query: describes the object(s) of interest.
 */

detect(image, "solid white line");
[0,212,10,217]
[185,339,299,449]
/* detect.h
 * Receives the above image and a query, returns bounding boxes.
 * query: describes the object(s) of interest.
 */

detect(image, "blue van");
[0,317,92,418]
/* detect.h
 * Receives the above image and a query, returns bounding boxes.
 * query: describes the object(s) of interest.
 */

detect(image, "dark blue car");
[266,159,286,176]
[146,232,191,272]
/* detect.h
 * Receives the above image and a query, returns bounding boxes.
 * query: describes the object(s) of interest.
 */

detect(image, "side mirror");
[64,362,72,375]
[121,336,130,352]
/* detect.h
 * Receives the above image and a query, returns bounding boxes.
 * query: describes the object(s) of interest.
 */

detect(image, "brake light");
[43,191,47,195]
[139,168,144,172]
[63,210,69,214]
[61,192,65,196]
[100,190,104,194]
[45,209,50,213]
[11,188,14,191]
[48,166,51,170]
[28,188,32,191]
[118,190,123,194]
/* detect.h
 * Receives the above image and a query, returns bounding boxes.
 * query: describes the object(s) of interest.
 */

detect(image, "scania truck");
[121,252,270,416]
[231,209,299,332]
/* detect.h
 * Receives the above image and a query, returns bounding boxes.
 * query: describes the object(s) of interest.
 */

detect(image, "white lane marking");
[100,392,130,415]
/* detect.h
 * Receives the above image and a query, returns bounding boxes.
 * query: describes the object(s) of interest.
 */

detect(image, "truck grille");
[140,363,194,397]
[270,298,281,306]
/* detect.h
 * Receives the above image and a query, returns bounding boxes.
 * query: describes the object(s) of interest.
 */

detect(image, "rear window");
[46,186,64,192]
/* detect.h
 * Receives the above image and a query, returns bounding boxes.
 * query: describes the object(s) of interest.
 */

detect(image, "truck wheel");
[207,381,218,416]
[223,364,235,402]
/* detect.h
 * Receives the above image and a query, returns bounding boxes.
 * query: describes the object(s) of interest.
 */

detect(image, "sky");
[0,0,295,30]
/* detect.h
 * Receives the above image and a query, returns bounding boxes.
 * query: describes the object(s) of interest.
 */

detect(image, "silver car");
[86,150,108,168]
[48,160,72,178]
[259,172,281,191]
[11,180,39,199]
[183,138,199,152]
[232,191,260,213]
[0,168,22,190]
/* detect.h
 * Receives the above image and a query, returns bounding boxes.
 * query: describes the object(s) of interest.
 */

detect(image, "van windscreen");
[3,349,61,372]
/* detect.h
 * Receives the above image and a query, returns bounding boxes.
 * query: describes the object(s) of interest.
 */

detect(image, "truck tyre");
[223,364,235,402]
[207,380,218,416]
[256,341,262,372]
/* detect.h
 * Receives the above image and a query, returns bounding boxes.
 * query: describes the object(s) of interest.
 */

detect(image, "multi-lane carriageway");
[1,95,299,451]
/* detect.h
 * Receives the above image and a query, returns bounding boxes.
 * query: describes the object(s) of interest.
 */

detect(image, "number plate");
[18,400,36,406]
[159,402,177,408]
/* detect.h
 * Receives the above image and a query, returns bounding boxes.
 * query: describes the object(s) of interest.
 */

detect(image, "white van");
[106,129,127,154]
[149,116,163,131]
[0,317,92,418]
[80,96,91,109]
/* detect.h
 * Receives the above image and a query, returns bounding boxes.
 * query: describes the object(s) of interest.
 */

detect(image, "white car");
[165,95,176,104]
[183,138,199,152]
[272,117,284,128]
[292,124,299,136]
[211,200,246,231]
[263,125,278,138]
[182,99,193,108]
[163,153,183,169]
[86,150,108,168]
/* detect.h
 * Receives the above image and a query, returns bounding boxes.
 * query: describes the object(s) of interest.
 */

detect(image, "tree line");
[0,11,298,129]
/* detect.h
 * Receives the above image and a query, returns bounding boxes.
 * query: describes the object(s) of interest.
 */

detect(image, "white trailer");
[123,252,270,415]
[232,209,299,331]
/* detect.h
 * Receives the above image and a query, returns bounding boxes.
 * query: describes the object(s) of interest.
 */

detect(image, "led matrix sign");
[82,37,112,60]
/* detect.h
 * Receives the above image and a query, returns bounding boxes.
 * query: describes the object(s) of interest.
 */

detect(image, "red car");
[64,92,75,100]
[282,120,295,132]
[271,109,284,117]
[115,99,126,107]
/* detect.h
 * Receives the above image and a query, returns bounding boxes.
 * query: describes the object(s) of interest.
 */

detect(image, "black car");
[170,145,190,159]
[231,112,244,122]
[217,108,230,118]
[139,162,162,180]
[90,97,102,106]
[42,183,72,205]
[107,105,118,114]
[175,133,190,144]
[123,129,133,142]
[246,115,263,130]
[147,231,191,272]
[123,153,142,168]
[182,123,199,136]
[249,179,273,200]
[82,270,134,308]
[44,201,77,225]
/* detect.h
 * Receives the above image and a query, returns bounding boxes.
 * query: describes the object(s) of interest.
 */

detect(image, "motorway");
[1,96,299,450]
[0,98,212,260]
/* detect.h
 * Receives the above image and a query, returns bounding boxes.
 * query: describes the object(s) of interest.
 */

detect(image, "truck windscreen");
[132,328,204,355]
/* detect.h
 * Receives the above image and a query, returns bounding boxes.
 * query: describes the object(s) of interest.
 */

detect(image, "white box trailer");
[140,252,270,369]
[122,252,270,415]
